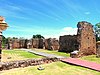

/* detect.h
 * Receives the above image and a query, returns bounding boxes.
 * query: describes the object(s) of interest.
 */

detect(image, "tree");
[95,22,100,41]
[32,34,44,39]
[12,37,18,39]
[2,36,8,48]
[33,35,36,38]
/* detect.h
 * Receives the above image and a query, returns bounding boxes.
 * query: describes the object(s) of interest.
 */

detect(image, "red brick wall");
[77,21,96,55]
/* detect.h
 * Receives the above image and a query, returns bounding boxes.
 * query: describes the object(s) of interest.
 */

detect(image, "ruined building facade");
[7,39,12,49]
[4,21,96,55]
[44,38,59,50]
[77,21,96,55]
[7,39,29,49]
[32,38,44,49]
[59,35,78,52]
[12,39,20,49]
[19,39,26,48]
[59,21,96,55]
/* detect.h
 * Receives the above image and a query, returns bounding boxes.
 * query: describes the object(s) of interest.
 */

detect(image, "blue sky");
[0,0,100,39]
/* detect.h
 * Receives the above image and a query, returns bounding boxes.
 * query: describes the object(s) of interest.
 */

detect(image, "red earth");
[61,58,100,72]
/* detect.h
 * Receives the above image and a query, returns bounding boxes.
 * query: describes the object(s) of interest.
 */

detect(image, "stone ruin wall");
[32,38,44,49]
[44,38,59,50]
[44,38,52,50]
[7,39,12,49]
[59,21,96,56]
[77,21,96,55]
[12,39,20,49]
[4,21,96,56]
[32,38,39,48]
[19,39,26,48]
[51,38,59,50]
[59,35,78,52]
[0,58,60,71]
[6,38,59,50]
[7,39,28,49]
[96,42,100,57]
[38,39,44,49]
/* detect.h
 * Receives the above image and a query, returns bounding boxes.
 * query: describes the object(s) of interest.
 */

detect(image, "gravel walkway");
[20,49,67,59]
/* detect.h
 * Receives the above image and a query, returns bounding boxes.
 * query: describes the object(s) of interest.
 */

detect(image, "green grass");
[0,61,100,75]
[33,49,70,57]
[80,55,100,64]
[2,50,43,62]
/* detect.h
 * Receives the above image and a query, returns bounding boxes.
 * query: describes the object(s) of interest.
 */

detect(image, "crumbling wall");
[0,58,59,71]
[32,38,44,49]
[27,40,32,49]
[12,39,20,49]
[44,38,59,50]
[32,38,39,48]
[51,38,59,50]
[19,39,26,48]
[7,39,13,49]
[38,39,44,48]
[59,35,78,52]
[96,41,100,57]
[44,38,52,50]
[77,21,96,55]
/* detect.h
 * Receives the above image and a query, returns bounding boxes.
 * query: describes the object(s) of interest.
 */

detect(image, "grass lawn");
[80,55,100,64]
[0,61,100,75]
[2,49,43,62]
[33,49,70,57]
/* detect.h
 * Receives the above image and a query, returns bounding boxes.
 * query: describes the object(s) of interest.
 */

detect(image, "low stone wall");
[0,58,60,71]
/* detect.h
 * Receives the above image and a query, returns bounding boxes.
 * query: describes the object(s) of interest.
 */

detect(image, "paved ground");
[61,58,100,72]
[20,49,67,59]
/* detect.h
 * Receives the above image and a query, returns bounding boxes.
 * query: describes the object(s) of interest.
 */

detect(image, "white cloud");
[60,27,77,36]
[85,12,90,15]
[44,34,59,40]
[44,27,78,39]
[4,26,78,40]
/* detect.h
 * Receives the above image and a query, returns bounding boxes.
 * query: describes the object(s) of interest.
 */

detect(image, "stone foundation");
[0,58,60,71]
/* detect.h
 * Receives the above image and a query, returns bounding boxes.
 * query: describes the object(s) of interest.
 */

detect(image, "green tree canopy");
[2,35,8,48]
[32,34,44,39]
[95,22,100,41]
[96,22,100,28]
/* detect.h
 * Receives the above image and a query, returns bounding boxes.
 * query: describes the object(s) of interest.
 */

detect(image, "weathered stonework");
[51,38,59,50]
[96,41,100,57]
[32,38,39,48]
[44,38,59,50]
[38,39,44,49]
[59,21,96,56]
[0,58,60,71]
[19,39,26,48]
[59,35,78,52]
[44,38,51,50]
[12,39,20,49]
[27,40,32,49]
[77,21,96,55]
[7,39,13,49]
[32,38,44,49]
